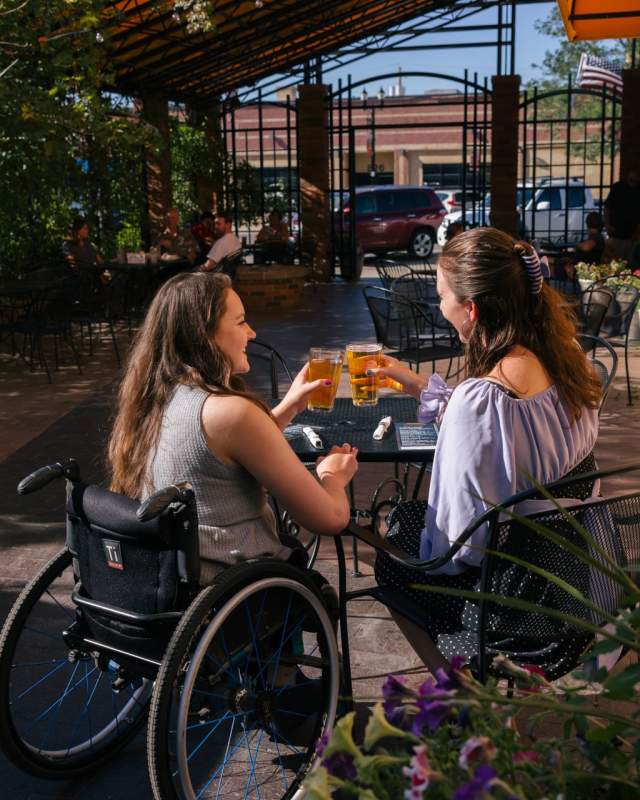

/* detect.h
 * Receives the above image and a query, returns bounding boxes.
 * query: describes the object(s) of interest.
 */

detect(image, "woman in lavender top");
[371,227,601,670]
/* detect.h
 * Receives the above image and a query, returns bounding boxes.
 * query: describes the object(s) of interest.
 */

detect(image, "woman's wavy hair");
[439,227,600,420]
[107,271,270,498]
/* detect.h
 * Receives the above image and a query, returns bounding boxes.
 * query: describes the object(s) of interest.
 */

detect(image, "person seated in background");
[445,221,463,243]
[191,210,216,261]
[369,227,600,671]
[201,210,242,275]
[63,216,103,270]
[255,209,291,263]
[557,212,605,281]
[156,208,198,264]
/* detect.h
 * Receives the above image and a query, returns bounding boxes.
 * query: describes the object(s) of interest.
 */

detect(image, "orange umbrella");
[557,0,640,41]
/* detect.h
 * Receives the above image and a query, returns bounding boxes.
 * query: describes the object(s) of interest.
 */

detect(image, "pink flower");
[458,736,498,770]
[403,744,440,800]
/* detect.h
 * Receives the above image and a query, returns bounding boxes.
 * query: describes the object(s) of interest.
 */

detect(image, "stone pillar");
[298,84,331,280]
[490,75,521,237]
[194,105,224,213]
[140,92,172,245]
[620,69,640,179]
[395,149,410,184]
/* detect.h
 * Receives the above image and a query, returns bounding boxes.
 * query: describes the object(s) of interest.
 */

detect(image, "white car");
[437,184,534,246]
[438,178,597,247]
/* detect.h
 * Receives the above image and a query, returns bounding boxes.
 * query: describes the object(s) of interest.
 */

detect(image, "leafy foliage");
[307,502,640,799]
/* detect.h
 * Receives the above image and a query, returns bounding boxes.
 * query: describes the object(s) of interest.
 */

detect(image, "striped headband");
[519,248,550,295]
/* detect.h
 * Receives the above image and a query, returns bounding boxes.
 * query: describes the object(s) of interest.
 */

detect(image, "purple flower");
[412,698,450,735]
[322,751,357,781]
[453,765,497,800]
[382,674,411,700]
[315,732,329,757]
[383,699,408,728]
[435,656,468,691]
[418,676,452,701]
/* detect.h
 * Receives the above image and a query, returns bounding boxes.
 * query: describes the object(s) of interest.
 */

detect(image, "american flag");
[577,53,624,94]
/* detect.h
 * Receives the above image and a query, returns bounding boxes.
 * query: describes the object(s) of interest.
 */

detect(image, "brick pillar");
[140,92,172,245]
[620,69,640,179]
[298,84,331,280]
[395,149,410,184]
[490,75,520,237]
[194,105,224,213]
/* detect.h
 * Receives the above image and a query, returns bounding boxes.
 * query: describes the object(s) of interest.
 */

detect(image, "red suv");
[338,185,446,259]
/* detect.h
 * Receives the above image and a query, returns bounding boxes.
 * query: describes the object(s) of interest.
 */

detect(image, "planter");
[234,264,310,312]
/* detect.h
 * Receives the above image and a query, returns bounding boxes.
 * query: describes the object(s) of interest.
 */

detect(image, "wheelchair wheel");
[0,548,151,778]
[148,560,340,800]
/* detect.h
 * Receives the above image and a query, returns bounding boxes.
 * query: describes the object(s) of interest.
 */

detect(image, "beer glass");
[307,348,343,412]
[346,342,383,406]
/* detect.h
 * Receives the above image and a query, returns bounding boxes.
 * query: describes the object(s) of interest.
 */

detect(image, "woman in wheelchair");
[370,227,602,670]
[107,270,358,583]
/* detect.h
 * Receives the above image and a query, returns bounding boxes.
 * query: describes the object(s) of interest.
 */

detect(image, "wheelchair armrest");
[17,458,80,494]
[137,483,194,522]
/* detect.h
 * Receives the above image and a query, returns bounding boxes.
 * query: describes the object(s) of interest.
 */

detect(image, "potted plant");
[306,508,640,800]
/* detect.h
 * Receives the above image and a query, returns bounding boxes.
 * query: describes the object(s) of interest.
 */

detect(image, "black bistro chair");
[596,275,640,406]
[578,282,615,339]
[363,285,463,375]
[577,333,618,414]
[375,258,412,289]
[336,461,640,685]
[0,459,339,797]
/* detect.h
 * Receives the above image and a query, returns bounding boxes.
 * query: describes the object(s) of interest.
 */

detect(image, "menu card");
[395,422,439,451]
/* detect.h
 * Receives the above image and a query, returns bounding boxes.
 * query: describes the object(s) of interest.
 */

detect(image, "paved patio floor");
[1,270,639,798]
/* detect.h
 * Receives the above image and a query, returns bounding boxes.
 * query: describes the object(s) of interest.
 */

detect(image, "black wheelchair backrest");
[66,482,200,615]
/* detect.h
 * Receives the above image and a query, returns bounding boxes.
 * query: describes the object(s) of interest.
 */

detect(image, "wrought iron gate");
[518,80,622,246]
[329,70,493,278]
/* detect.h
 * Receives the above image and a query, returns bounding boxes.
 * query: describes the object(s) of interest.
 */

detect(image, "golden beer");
[307,348,343,412]
[346,343,382,406]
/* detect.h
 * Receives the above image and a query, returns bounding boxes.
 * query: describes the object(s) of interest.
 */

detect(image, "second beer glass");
[346,342,382,406]
[307,348,343,412]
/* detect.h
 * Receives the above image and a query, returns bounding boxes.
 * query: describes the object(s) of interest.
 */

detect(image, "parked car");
[335,185,446,259]
[435,188,483,215]
[437,183,535,246]
[438,178,597,248]
[521,177,598,246]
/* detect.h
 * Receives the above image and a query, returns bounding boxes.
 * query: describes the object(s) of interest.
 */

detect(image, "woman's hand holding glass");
[366,355,425,400]
[272,362,333,428]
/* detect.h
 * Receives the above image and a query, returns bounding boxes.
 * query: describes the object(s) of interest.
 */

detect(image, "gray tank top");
[145,384,286,582]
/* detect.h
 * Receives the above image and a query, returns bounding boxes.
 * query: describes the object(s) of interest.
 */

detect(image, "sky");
[298,1,621,98]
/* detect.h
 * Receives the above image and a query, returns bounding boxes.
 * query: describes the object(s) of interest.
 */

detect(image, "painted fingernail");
[365,369,375,376]
[323,379,333,385]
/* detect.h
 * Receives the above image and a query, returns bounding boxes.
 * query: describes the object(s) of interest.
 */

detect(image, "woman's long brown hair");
[107,271,270,498]
[439,227,600,420]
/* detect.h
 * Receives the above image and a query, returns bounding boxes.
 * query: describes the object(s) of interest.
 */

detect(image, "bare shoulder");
[488,347,551,397]
[201,393,266,435]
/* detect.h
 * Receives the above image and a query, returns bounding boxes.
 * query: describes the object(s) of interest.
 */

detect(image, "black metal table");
[284,396,434,464]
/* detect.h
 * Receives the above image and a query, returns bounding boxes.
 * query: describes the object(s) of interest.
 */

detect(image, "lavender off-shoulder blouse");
[419,376,599,575]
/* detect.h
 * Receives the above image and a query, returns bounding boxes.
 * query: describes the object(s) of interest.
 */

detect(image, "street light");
[377,86,385,102]
[360,88,368,105]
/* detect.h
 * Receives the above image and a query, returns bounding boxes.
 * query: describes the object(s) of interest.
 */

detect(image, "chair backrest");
[375,259,412,289]
[363,285,420,351]
[246,338,293,399]
[577,333,618,412]
[475,464,640,681]
[580,284,615,338]
[218,248,243,279]
[591,274,640,338]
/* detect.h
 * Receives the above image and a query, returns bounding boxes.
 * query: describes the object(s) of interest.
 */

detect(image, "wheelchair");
[0,460,340,799]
